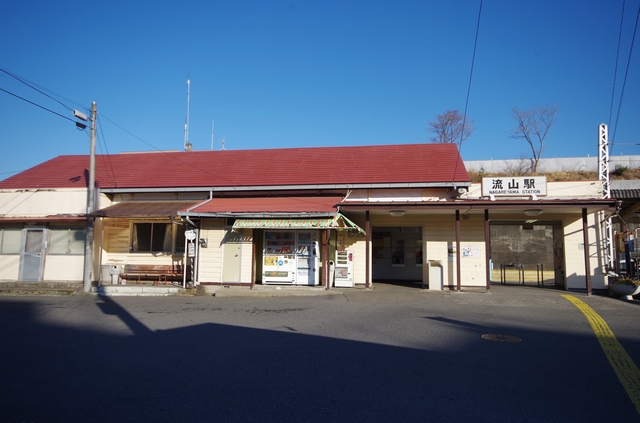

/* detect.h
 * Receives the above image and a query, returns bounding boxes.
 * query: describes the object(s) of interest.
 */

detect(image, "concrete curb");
[203,286,345,297]
[94,285,194,297]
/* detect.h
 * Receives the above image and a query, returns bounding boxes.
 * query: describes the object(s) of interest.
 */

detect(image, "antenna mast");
[211,120,216,151]
[598,123,613,270]
[184,73,192,152]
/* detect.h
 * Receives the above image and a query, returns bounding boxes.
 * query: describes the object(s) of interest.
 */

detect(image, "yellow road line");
[561,294,640,415]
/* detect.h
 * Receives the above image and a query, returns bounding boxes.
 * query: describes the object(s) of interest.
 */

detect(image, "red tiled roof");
[0,143,469,190]
[188,196,343,214]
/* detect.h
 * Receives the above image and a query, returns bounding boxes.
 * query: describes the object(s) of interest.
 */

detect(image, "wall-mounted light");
[389,210,405,217]
[524,209,543,216]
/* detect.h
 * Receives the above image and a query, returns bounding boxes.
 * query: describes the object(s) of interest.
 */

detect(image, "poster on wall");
[392,239,404,265]
[462,245,480,258]
[373,232,392,259]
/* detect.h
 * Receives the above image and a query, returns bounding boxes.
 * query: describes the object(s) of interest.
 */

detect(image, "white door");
[222,230,242,283]
[19,227,47,281]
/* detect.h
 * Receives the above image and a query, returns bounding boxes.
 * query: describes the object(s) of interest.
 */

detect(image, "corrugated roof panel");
[0,143,469,190]
[611,189,640,199]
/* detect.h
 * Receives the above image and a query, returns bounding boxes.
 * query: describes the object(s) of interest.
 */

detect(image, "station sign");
[481,176,547,197]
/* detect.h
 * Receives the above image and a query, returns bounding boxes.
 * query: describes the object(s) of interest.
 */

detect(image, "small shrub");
[610,277,640,286]
[612,165,629,176]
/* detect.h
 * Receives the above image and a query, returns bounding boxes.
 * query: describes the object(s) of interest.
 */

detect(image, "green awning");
[232,214,365,234]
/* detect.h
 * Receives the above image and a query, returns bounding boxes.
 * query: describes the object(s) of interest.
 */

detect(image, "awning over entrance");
[232,213,365,234]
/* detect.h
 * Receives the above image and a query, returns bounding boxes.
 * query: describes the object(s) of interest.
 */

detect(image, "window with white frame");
[0,226,22,254]
[48,226,86,255]
[130,222,186,254]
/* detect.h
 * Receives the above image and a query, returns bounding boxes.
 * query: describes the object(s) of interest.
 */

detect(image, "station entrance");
[371,226,423,286]
[490,221,565,288]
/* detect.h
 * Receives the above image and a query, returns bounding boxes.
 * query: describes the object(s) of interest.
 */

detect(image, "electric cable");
[0,67,86,112]
[611,3,640,146]
[453,0,483,181]
[96,115,119,188]
[608,0,626,129]
[0,87,80,125]
[0,72,353,210]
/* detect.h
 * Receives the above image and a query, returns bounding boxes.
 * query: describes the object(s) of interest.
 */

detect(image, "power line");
[611,3,640,145]
[453,0,483,182]
[96,115,119,188]
[458,0,483,153]
[0,67,87,112]
[608,0,626,129]
[0,86,79,125]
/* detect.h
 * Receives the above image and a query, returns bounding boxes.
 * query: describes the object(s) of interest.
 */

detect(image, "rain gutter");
[100,181,471,194]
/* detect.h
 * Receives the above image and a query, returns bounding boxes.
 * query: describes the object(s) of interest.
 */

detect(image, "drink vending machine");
[334,250,354,287]
[263,230,319,285]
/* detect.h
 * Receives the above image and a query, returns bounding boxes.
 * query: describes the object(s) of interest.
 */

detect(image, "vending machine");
[295,231,319,286]
[334,250,354,287]
[263,230,319,285]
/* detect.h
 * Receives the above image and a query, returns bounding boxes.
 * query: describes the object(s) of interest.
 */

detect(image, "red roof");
[189,196,343,214]
[0,143,469,190]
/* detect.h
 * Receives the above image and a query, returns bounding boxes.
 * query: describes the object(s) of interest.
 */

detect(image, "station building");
[0,143,616,294]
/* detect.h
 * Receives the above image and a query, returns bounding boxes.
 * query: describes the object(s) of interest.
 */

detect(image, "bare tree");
[427,110,475,148]
[510,105,559,173]
[502,154,533,176]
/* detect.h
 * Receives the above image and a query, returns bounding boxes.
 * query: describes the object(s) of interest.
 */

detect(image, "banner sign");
[481,176,547,197]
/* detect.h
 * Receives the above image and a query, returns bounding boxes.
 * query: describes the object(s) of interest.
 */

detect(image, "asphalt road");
[0,283,639,423]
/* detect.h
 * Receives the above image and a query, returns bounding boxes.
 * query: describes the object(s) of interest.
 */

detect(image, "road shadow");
[0,295,638,423]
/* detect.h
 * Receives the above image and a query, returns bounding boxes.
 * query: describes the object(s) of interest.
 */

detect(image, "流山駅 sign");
[481,176,547,197]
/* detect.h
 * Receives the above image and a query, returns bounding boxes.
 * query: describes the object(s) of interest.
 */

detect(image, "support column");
[322,229,329,288]
[484,209,491,291]
[456,210,461,292]
[582,208,592,296]
[365,211,371,289]
[250,240,256,289]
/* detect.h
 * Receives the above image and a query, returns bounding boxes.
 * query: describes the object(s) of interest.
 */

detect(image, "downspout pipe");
[181,191,212,288]
[184,215,198,288]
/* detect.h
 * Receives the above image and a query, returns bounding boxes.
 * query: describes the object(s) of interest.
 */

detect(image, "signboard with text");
[481,176,547,197]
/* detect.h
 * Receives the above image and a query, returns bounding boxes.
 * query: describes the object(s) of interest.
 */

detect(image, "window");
[130,222,186,254]
[416,240,423,266]
[175,224,186,253]
[49,227,86,255]
[0,226,22,254]
[392,238,405,266]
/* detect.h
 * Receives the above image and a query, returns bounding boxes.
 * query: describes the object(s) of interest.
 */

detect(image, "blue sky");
[1,0,639,179]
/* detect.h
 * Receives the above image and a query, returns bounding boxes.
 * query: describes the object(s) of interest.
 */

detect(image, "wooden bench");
[119,264,186,285]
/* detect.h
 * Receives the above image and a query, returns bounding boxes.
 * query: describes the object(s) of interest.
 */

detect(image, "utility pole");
[83,102,97,293]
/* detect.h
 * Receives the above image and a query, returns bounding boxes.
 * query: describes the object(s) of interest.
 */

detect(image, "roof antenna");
[219,137,226,151]
[183,72,192,152]
[211,120,216,151]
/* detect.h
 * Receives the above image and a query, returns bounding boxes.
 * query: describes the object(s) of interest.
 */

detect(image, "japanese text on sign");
[481,176,547,197]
